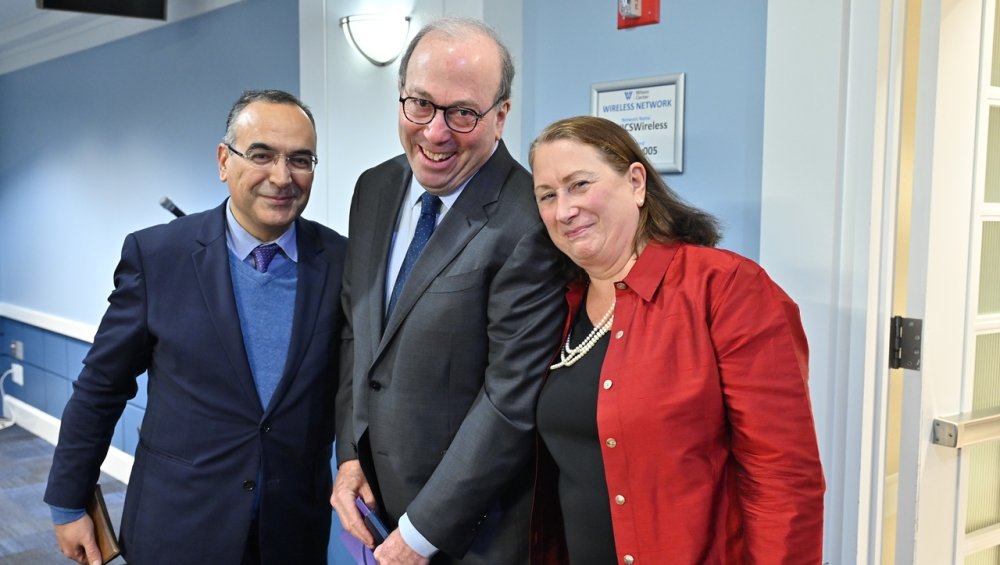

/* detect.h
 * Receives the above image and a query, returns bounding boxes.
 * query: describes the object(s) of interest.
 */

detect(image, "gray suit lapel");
[378,143,513,354]
[367,168,409,347]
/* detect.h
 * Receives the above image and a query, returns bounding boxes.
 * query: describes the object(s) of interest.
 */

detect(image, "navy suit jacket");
[336,142,566,563]
[45,201,346,564]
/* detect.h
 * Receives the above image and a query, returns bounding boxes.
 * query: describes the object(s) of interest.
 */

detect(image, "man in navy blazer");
[331,18,566,564]
[45,90,346,565]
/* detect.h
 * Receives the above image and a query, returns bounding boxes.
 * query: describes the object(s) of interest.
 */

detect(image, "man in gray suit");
[331,17,566,565]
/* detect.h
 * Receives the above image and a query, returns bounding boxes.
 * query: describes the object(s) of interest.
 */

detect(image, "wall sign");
[591,73,685,173]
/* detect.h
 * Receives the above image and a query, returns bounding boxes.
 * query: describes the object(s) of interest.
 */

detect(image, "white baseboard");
[0,302,97,344]
[6,396,133,484]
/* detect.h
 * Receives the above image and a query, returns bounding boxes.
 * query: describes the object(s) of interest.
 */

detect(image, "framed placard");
[591,73,685,173]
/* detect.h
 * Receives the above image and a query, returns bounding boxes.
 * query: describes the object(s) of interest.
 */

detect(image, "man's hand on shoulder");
[331,459,377,547]
[54,514,102,565]
[373,529,431,565]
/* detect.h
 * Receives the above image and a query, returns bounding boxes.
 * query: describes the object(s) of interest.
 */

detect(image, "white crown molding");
[0,0,244,76]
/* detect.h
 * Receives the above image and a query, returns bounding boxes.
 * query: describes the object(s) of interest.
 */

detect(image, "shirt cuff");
[398,512,438,558]
[50,505,86,525]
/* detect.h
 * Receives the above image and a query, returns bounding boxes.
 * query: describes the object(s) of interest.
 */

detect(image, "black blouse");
[536,302,616,564]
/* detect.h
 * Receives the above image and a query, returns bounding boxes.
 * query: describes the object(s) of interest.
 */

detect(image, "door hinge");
[889,316,922,370]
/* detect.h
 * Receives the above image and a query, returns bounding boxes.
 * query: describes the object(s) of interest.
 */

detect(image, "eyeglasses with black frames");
[399,96,503,133]
[225,144,318,173]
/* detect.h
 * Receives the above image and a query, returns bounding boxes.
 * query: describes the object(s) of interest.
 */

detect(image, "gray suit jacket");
[336,142,565,563]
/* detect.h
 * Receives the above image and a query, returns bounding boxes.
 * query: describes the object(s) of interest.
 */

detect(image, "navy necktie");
[251,243,280,273]
[387,192,441,316]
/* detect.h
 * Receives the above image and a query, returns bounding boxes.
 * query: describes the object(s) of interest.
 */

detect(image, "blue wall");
[0,0,301,324]
[0,0,349,562]
[522,0,767,259]
[0,317,146,454]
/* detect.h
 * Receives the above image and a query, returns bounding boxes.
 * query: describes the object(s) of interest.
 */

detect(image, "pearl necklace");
[550,300,615,370]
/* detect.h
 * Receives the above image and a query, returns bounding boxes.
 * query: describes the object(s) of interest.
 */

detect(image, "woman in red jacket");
[528,116,825,564]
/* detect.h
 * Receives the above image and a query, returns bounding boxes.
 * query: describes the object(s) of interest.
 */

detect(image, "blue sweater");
[230,249,297,409]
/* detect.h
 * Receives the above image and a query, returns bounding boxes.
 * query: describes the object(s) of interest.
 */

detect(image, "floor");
[0,424,127,564]
[0,422,357,564]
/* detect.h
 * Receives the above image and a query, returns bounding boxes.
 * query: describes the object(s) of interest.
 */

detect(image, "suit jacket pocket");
[426,269,483,294]
[136,440,195,467]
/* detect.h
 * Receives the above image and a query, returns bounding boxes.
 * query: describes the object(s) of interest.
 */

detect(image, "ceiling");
[0,0,242,76]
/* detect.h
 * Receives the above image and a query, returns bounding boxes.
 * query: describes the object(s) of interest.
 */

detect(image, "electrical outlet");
[11,363,24,386]
[10,340,24,360]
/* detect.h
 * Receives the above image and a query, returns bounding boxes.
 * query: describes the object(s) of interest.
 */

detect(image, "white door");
[877,0,1000,562]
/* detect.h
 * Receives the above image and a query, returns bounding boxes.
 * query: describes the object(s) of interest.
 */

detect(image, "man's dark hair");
[223,89,315,145]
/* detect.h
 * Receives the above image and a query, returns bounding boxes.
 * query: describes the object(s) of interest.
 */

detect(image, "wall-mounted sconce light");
[340,14,412,66]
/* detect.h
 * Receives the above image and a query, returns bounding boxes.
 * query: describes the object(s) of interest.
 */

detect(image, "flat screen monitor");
[36,0,167,21]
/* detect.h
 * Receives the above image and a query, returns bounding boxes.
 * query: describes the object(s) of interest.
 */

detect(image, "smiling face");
[532,139,646,278]
[217,101,317,241]
[398,30,509,196]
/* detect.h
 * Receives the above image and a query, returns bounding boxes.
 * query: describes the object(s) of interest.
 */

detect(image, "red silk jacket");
[530,241,825,564]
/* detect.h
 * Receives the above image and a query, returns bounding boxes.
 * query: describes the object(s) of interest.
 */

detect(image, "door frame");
[759,0,985,562]
[896,0,988,561]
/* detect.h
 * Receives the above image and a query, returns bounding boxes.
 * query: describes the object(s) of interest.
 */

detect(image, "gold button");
[603,379,613,389]
[615,282,627,289]
[624,555,634,564]
[606,438,617,448]
[615,494,625,505]
[615,330,624,339]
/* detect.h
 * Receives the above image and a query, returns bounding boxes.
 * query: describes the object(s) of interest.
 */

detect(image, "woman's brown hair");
[529,116,721,254]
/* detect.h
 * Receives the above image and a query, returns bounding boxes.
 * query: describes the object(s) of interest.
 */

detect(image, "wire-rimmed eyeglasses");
[399,96,503,133]
[225,144,318,174]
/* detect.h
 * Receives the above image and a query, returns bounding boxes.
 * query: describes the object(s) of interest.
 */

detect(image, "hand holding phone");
[354,496,389,546]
